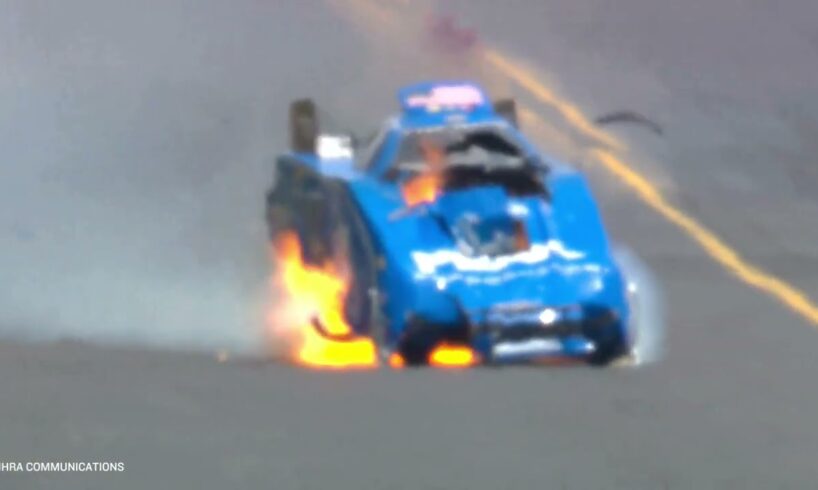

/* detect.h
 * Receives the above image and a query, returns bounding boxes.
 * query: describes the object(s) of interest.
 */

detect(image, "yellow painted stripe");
[483,48,626,152]
[341,0,818,326]
[488,45,818,325]
[518,106,580,161]
[590,148,818,324]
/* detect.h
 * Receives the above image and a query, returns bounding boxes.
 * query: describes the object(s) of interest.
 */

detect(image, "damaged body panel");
[266,81,632,366]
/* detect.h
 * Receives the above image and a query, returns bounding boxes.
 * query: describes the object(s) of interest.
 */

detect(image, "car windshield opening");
[389,125,548,198]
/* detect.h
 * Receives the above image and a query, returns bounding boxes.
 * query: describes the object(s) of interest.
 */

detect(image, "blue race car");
[266,81,638,366]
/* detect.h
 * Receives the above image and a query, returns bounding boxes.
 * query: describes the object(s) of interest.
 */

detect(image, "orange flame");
[268,232,377,369]
[402,173,442,206]
[401,137,446,206]
[267,230,479,369]
[429,344,478,367]
[388,353,406,368]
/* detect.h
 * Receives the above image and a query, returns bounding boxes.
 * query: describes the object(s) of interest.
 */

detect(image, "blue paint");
[274,81,630,364]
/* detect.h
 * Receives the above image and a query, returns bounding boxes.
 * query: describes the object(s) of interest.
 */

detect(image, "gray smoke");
[614,245,667,365]
[0,0,356,354]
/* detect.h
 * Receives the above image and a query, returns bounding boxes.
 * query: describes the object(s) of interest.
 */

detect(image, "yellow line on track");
[483,49,626,152]
[484,47,818,325]
[339,0,818,326]
[591,148,818,324]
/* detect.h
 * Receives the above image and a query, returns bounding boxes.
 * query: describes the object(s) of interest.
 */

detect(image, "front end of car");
[469,299,628,365]
[390,251,631,365]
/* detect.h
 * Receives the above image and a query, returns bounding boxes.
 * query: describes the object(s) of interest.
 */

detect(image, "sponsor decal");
[405,84,485,112]
[411,241,585,276]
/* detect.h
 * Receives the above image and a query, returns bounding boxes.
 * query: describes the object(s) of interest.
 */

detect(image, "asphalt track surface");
[2,1,818,488]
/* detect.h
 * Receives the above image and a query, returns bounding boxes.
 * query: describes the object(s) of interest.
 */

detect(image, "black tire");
[583,308,628,366]
[587,337,627,366]
[397,318,440,366]
[289,99,319,154]
[399,337,436,366]
[494,98,519,128]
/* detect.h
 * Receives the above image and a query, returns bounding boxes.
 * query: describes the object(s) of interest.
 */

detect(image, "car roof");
[397,81,499,129]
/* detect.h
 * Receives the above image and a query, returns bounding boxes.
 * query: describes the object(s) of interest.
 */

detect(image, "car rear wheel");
[398,318,438,366]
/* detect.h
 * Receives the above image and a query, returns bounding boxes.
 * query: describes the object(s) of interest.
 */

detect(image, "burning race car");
[266,81,654,367]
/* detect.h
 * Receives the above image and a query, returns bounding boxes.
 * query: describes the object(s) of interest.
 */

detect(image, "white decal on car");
[411,241,585,276]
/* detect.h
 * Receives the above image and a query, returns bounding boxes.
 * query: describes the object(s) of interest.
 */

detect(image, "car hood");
[349,172,622,321]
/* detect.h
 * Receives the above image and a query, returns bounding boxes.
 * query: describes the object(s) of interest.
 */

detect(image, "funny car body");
[265,81,650,366]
